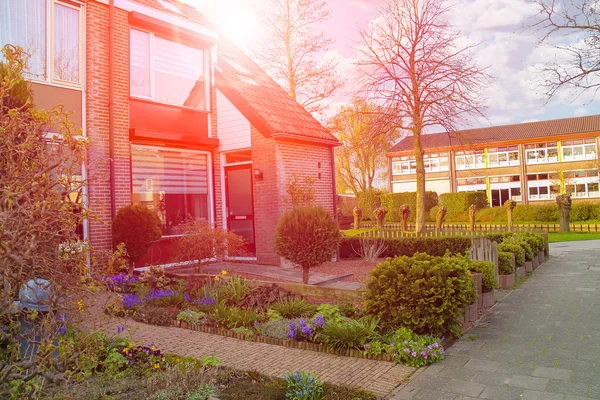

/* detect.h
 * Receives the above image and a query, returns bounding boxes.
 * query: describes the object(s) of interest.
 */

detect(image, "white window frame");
[129,27,211,112]
[525,143,559,164]
[455,151,485,170]
[487,147,519,167]
[2,0,85,88]
[392,153,449,175]
[562,139,597,162]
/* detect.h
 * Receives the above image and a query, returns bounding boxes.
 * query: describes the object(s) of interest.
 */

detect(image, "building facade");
[0,0,338,267]
[387,115,600,206]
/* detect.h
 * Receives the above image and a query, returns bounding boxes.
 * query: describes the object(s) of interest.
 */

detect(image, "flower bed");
[103,265,448,368]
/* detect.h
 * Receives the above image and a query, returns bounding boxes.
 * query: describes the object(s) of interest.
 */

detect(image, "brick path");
[392,240,600,400]
[105,318,415,398]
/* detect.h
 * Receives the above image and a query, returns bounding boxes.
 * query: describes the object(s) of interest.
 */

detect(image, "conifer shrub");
[112,204,162,267]
[497,242,525,267]
[274,206,339,284]
[469,260,496,292]
[364,253,477,336]
[498,251,515,275]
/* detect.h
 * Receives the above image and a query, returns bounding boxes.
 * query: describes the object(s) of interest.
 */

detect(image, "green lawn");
[548,232,600,243]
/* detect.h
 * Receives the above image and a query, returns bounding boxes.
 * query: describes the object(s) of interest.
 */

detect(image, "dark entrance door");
[225,164,255,255]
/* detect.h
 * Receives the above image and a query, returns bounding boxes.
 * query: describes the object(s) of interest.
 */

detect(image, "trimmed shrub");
[261,319,296,340]
[339,236,472,259]
[484,232,514,243]
[498,251,514,275]
[507,237,534,261]
[469,260,496,292]
[364,253,477,336]
[439,192,488,220]
[518,232,545,254]
[476,207,507,222]
[380,191,438,222]
[357,188,383,220]
[512,204,559,222]
[498,242,525,267]
[274,205,339,284]
[112,204,162,265]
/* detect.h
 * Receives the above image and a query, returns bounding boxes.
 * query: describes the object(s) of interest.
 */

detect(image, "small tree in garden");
[0,45,102,396]
[556,194,572,232]
[373,207,388,229]
[504,200,516,232]
[175,218,247,269]
[353,206,362,230]
[112,204,162,271]
[274,206,340,284]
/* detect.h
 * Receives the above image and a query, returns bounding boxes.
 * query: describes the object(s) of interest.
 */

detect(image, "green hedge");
[498,251,514,275]
[339,236,472,259]
[518,232,545,254]
[380,191,438,222]
[357,189,383,220]
[364,253,477,335]
[469,260,496,293]
[498,242,525,267]
[439,192,488,220]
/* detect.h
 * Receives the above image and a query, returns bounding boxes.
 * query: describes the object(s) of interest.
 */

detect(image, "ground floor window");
[131,145,210,235]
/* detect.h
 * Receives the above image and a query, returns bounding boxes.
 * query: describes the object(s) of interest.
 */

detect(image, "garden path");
[104,317,415,398]
[392,240,600,400]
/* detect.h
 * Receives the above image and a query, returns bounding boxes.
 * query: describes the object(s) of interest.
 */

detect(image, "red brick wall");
[86,2,131,251]
[251,127,336,266]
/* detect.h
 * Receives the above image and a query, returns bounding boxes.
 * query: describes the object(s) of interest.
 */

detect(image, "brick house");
[387,115,600,206]
[0,0,338,266]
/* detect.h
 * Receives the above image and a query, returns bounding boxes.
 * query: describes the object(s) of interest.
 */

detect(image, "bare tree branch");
[357,0,489,232]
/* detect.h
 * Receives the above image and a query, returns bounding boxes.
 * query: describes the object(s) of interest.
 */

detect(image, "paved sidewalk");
[393,240,600,400]
[107,318,415,398]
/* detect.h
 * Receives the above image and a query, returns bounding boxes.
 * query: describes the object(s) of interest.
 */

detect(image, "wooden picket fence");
[361,222,600,233]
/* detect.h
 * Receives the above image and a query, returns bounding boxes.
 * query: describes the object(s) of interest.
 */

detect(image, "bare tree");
[530,0,600,101]
[357,0,489,232]
[256,0,344,114]
[329,98,401,197]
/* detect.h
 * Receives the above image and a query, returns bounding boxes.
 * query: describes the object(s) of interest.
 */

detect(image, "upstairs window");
[130,28,208,110]
[525,142,558,164]
[391,153,449,175]
[0,0,83,86]
[487,145,519,167]
[562,138,596,161]
[455,150,485,170]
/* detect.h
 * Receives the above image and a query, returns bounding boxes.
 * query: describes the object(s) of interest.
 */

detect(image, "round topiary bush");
[470,260,496,292]
[498,251,514,275]
[364,253,477,336]
[274,205,339,284]
[498,242,525,267]
[112,204,162,269]
[507,237,534,261]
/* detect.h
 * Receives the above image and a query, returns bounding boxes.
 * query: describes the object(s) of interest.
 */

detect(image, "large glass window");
[525,142,558,164]
[130,28,208,110]
[487,146,519,167]
[562,138,596,161]
[391,153,449,175]
[0,0,82,85]
[455,150,485,170]
[132,146,210,235]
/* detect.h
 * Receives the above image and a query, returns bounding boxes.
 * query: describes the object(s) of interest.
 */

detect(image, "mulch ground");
[310,258,382,283]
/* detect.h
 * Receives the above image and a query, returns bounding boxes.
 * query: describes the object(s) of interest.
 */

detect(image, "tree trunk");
[302,266,309,284]
[413,133,426,233]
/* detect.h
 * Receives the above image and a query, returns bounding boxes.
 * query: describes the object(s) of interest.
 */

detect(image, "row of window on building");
[391,139,598,174]
[455,169,600,203]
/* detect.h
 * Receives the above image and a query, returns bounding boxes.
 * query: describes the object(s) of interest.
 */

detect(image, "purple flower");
[424,354,428,360]
[122,293,142,309]
[441,336,445,342]
[313,315,325,327]
[299,319,306,327]
[117,326,125,334]
[194,296,216,307]
[289,321,296,331]
[287,329,297,340]
[404,348,410,353]
[440,349,445,355]
[364,344,371,350]
[301,325,313,337]
[411,351,417,357]
[184,293,190,302]
[59,326,67,336]
[421,351,427,357]
[432,342,439,348]
[431,352,437,357]
[254,321,261,328]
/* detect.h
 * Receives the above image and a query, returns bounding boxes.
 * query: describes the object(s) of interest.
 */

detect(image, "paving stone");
[412,388,458,400]
[521,389,566,400]
[463,358,502,372]
[533,366,573,381]
[437,366,477,381]
[408,374,450,390]
[471,371,511,386]
[565,396,596,400]
[546,380,590,397]
[507,375,549,391]
[420,364,446,376]
[479,384,525,400]
[441,379,485,397]
[391,385,420,399]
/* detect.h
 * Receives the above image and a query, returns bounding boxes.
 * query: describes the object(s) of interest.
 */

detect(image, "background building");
[387,115,600,206]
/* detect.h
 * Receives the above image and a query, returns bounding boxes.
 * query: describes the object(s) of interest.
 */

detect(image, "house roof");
[215,37,339,145]
[129,0,215,29]
[388,114,600,154]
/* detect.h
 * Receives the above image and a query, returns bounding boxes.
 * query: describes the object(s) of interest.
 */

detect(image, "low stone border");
[170,320,395,361]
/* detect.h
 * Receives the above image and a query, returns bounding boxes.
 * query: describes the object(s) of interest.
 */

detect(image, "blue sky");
[192,0,600,128]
